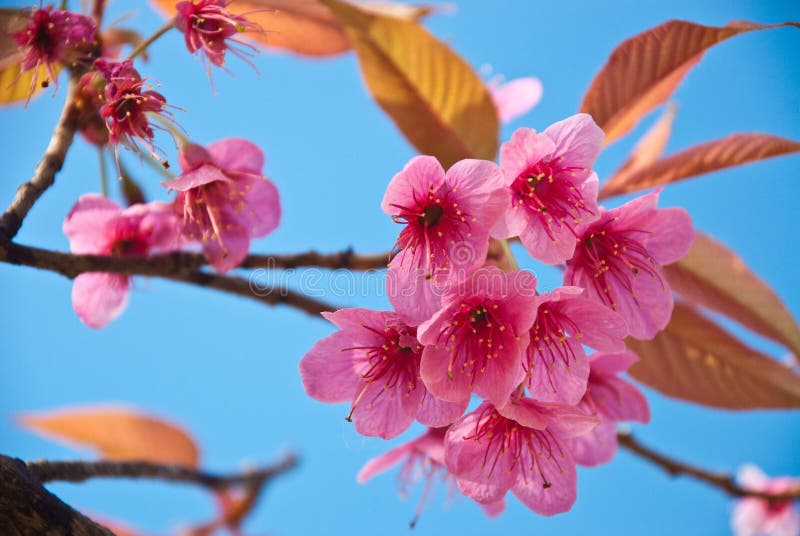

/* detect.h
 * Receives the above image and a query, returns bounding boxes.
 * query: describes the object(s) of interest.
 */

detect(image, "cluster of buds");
[300,113,695,519]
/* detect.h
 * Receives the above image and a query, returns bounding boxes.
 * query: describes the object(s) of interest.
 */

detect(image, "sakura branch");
[26,453,298,490]
[617,432,800,503]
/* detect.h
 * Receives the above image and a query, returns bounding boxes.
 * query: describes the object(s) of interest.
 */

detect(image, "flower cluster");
[300,113,694,520]
[733,465,800,536]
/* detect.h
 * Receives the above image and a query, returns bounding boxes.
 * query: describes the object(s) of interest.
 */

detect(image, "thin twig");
[617,431,800,503]
[127,20,175,61]
[0,242,335,317]
[26,453,298,490]
[0,79,80,242]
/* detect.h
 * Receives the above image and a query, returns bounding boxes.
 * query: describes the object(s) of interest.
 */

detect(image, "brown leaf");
[600,133,800,198]
[322,0,499,167]
[148,0,434,57]
[664,232,800,357]
[627,302,800,409]
[18,406,200,467]
[580,20,799,145]
[604,103,676,197]
[0,8,29,65]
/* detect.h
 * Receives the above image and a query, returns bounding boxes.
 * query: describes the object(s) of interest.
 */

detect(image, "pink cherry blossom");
[63,194,180,328]
[12,5,96,98]
[174,0,261,79]
[382,156,509,325]
[567,350,650,466]
[417,267,538,408]
[732,465,800,536]
[358,427,504,527]
[564,188,695,339]
[299,309,467,440]
[489,77,543,124]
[95,59,175,165]
[162,139,280,273]
[492,114,604,264]
[524,286,627,405]
[445,399,598,516]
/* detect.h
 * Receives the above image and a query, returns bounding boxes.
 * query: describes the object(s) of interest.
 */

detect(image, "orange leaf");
[600,133,800,198]
[0,58,55,105]
[18,406,200,467]
[603,103,676,198]
[627,302,800,409]
[664,232,800,357]
[148,0,434,57]
[580,20,799,145]
[322,0,499,167]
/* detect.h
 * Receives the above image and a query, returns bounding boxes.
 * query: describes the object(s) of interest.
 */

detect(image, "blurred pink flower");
[489,77,543,124]
[358,427,504,527]
[63,194,180,328]
[299,309,467,439]
[492,114,604,264]
[445,399,597,516]
[163,139,280,273]
[564,188,694,339]
[174,0,261,78]
[524,286,627,405]
[733,465,800,536]
[12,5,96,97]
[417,267,538,408]
[567,350,650,466]
[382,155,508,325]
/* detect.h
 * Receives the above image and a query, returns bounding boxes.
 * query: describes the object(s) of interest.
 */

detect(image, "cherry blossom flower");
[445,399,598,516]
[733,465,800,536]
[12,5,96,98]
[492,114,604,264]
[300,309,467,439]
[564,189,694,339]
[524,286,627,405]
[162,139,280,273]
[382,156,508,325]
[358,427,504,527]
[62,194,180,328]
[567,350,650,466]
[174,0,261,78]
[95,59,175,165]
[489,76,543,124]
[417,267,538,408]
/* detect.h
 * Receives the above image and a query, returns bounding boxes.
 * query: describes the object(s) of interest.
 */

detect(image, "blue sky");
[1,0,799,534]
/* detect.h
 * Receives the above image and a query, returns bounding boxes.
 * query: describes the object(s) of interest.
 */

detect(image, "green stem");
[98,147,108,197]
[127,20,175,61]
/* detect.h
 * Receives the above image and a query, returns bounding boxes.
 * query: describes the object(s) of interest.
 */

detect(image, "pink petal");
[561,294,627,353]
[136,202,181,253]
[525,338,590,405]
[490,203,527,239]
[643,206,695,265]
[207,138,264,174]
[538,403,601,439]
[321,308,390,331]
[589,350,639,376]
[490,77,543,124]
[498,128,556,186]
[381,155,445,215]
[480,499,506,518]
[510,432,577,516]
[299,330,360,403]
[63,194,121,254]
[386,262,444,327]
[615,269,675,340]
[350,378,423,439]
[203,224,251,273]
[592,374,650,423]
[568,419,618,466]
[495,399,549,430]
[71,273,130,329]
[234,175,281,239]
[178,142,213,171]
[357,443,412,483]
[419,343,472,404]
[416,392,468,427]
[472,334,528,408]
[738,464,770,490]
[518,216,582,265]
[444,158,506,198]
[543,113,605,168]
[161,164,230,191]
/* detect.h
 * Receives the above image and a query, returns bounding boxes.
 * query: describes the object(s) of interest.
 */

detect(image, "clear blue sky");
[1,1,799,534]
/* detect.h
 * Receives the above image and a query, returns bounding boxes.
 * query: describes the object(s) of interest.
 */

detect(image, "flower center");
[525,306,583,391]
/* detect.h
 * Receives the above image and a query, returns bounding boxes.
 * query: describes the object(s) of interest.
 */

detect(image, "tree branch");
[0,79,81,243]
[26,453,298,490]
[617,431,800,503]
[0,242,336,317]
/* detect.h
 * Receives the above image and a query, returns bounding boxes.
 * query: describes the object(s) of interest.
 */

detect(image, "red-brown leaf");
[18,406,200,467]
[627,302,800,409]
[664,232,800,357]
[580,20,799,144]
[600,133,800,198]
